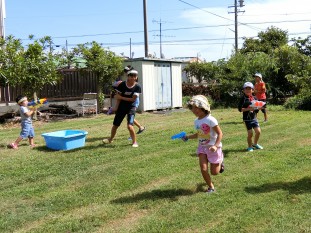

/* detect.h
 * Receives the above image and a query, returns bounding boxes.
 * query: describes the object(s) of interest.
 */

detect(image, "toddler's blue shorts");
[20,122,35,138]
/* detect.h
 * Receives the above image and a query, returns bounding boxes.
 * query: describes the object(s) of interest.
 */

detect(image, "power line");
[177,0,234,22]
[18,18,311,42]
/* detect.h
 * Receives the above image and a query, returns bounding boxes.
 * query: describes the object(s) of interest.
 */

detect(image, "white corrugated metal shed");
[124,58,183,111]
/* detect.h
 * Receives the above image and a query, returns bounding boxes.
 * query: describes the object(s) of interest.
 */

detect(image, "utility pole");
[228,0,245,53]
[153,19,164,58]
[143,0,149,57]
[0,0,6,39]
[130,38,132,58]
[153,19,173,59]
[65,40,70,68]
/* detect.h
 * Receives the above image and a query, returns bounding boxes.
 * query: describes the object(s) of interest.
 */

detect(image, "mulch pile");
[0,104,78,124]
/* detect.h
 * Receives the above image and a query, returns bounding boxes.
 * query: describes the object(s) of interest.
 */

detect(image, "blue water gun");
[171,131,188,141]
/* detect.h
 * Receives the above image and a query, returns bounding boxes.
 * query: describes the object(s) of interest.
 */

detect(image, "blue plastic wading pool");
[41,130,88,150]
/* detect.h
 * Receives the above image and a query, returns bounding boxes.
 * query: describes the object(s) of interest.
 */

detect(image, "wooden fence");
[0,69,110,103]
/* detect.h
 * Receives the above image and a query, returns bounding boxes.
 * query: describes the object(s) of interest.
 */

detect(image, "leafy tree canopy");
[0,35,62,97]
[240,26,288,54]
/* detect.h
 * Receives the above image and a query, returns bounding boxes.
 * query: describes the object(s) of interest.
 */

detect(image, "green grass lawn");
[0,107,310,233]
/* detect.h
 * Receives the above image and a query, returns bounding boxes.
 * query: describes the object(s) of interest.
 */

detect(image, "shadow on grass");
[223,148,253,155]
[220,121,243,125]
[86,137,107,143]
[34,145,55,152]
[195,183,207,192]
[35,145,96,153]
[36,139,136,152]
[111,188,195,204]
[245,177,311,195]
[86,137,132,144]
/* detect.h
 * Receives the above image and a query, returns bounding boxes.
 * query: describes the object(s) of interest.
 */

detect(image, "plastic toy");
[250,100,266,109]
[28,98,48,107]
[171,131,187,140]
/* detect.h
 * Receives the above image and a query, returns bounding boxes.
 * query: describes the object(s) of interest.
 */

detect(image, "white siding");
[123,59,183,112]
[171,63,183,108]
[140,62,156,111]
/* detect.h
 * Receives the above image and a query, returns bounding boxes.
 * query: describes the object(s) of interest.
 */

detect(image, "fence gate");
[154,63,172,109]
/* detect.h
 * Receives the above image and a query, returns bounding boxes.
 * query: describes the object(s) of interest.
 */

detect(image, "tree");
[73,41,123,109]
[183,61,206,83]
[21,36,62,97]
[283,47,311,110]
[291,35,311,57]
[283,46,311,89]
[0,35,25,87]
[0,35,62,97]
[239,27,304,100]
[217,51,277,105]
[240,26,288,54]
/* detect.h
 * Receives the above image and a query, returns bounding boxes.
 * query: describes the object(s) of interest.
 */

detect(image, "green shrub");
[182,83,212,97]
[284,92,311,110]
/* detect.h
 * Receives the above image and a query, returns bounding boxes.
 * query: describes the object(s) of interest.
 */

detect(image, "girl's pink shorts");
[197,145,224,164]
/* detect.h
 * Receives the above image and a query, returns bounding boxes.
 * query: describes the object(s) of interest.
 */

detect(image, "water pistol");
[28,98,48,107]
[250,100,266,109]
[171,131,188,141]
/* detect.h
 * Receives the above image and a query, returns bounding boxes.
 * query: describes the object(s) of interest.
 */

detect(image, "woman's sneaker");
[252,144,263,150]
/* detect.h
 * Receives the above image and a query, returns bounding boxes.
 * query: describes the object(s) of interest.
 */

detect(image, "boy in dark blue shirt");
[238,82,264,152]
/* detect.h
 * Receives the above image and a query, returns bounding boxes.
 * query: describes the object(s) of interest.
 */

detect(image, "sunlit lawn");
[0,107,310,232]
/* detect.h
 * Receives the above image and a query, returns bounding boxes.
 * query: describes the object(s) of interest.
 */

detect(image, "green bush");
[182,83,220,107]
[284,92,311,110]
[182,83,212,97]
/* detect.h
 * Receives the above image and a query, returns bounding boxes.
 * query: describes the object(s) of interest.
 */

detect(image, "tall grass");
[0,107,310,233]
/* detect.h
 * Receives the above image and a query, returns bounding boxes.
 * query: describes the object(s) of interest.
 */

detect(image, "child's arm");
[115,93,137,102]
[112,99,120,112]
[241,106,256,112]
[209,125,222,152]
[184,132,198,141]
[259,83,266,93]
[24,106,37,117]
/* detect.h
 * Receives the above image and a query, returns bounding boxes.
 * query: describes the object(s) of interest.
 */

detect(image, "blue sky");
[4,0,311,61]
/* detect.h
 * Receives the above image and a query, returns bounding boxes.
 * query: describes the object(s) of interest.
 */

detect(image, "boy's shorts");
[113,107,136,126]
[244,119,260,130]
[20,122,35,138]
[197,145,223,164]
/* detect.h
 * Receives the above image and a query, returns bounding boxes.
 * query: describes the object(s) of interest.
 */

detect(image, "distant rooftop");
[172,57,202,63]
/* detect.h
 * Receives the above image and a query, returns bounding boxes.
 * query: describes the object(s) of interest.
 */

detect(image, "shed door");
[154,63,172,109]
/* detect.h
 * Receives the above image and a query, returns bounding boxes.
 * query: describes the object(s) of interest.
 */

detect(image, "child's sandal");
[9,143,18,149]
